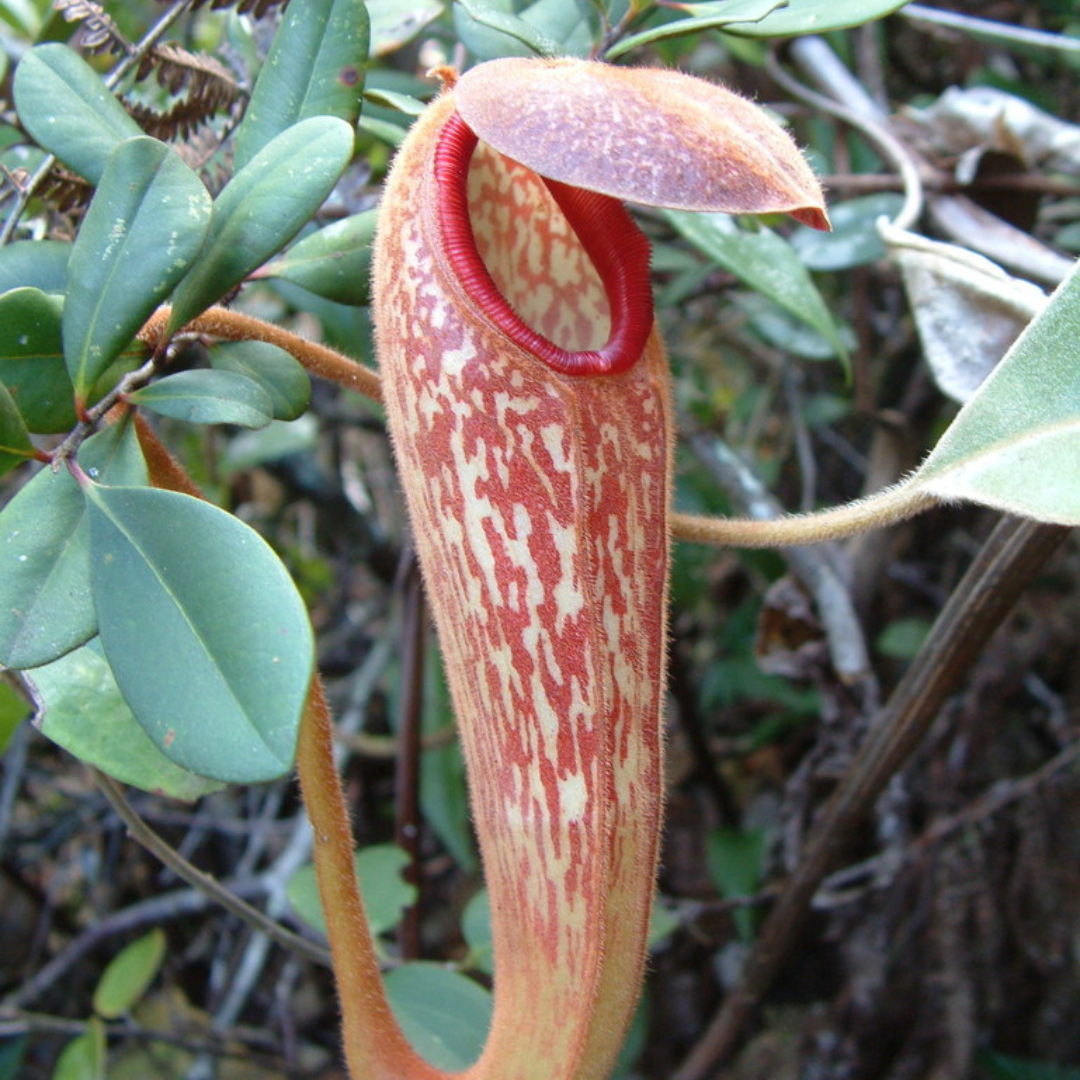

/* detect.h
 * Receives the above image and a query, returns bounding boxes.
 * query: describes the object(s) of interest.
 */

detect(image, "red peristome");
[433,110,655,377]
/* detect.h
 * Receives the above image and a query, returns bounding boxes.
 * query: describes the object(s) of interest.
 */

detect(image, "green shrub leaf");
[85,484,314,782]
[12,43,142,184]
[0,420,147,669]
[287,844,417,937]
[28,639,225,801]
[258,209,377,305]
[209,341,312,420]
[914,256,1080,523]
[233,0,368,171]
[605,0,784,58]
[672,0,911,38]
[92,929,167,1019]
[127,369,274,428]
[50,1018,105,1080]
[385,962,492,1070]
[63,137,212,402]
[167,117,355,333]
[0,240,72,295]
[0,288,76,433]
[666,210,847,362]
[0,382,36,474]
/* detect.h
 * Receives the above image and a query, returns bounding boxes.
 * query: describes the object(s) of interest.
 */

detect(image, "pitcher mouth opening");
[433,110,655,378]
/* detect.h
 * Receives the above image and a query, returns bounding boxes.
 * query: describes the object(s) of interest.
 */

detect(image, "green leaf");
[92,929,167,1019]
[363,88,426,117]
[63,137,212,403]
[367,0,445,56]
[0,420,147,670]
[0,240,72,295]
[452,0,565,57]
[127,369,274,428]
[461,890,493,975]
[12,44,142,184]
[0,1035,28,1080]
[385,962,492,1070]
[420,644,476,872]
[0,678,30,755]
[666,210,847,361]
[977,1051,1080,1080]
[287,843,417,937]
[0,288,77,433]
[27,640,224,801]
[455,0,596,60]
[167,117,355,333]
[914,256,1080,523]
[233,0,368,171]
[706,826,767,942]
[605,0,785,58]
[84,484,314,783]
[209,341,311,420]
[50,1018,105,1080]
[790,193,905,271]
[667,0,911,38]
[258,209,377,305]
[0,382,36,475]
[875,617,932,660]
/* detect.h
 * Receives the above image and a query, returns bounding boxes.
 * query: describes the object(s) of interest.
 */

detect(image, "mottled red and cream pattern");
[375,92,672,1080]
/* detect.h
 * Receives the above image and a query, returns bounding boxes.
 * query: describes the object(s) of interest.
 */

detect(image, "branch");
[673,516,1070,1079]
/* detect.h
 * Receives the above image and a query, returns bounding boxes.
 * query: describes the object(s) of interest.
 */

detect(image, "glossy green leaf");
[420,644,476,872]
[367,0,444,56]
[12,44,142,184]
[92,929,167,1019]
[914,256,1080,523]
[790,193,905,271]
[233,0,367,171]
[385,963,492,1070]
[456,0,595,60]
[605,0,784,58]
[453,0,564,57]
[666,210,846,361]
[209,341,311,420]
[28,640,224,801]
[666,0,911,38]
[287,843,417,937]
[167,117,355,334]
[127,369,274,428]
[0,420,146,669]
[63,137,212,402]
[706,826,767,942]
[258,209,377,305]
[0,288,76,433]
[461,890,493,975]
[0,679,30,755]
[363,88,426,116]
[0,382,36,475]
[0,240,72,295]
[85,484,314,782]
[50,1018,105,1080]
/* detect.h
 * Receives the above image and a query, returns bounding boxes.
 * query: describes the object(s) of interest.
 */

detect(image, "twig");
[766,42,925,231]
[672,516,1070,1080]
[91,769,330,967]
[140,305,382,402]
[900,3,1080,54]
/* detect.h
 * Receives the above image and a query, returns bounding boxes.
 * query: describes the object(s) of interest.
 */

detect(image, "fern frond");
[137,43,242,107]
[55,0,132,59]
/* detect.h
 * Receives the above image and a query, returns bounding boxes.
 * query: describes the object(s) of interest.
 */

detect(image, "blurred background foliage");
[1,0,1079,1077]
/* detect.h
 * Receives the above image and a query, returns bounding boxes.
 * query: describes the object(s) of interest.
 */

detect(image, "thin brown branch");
[673,516,1071,1080]
[140,305,382,402]
[92,769,330,967]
